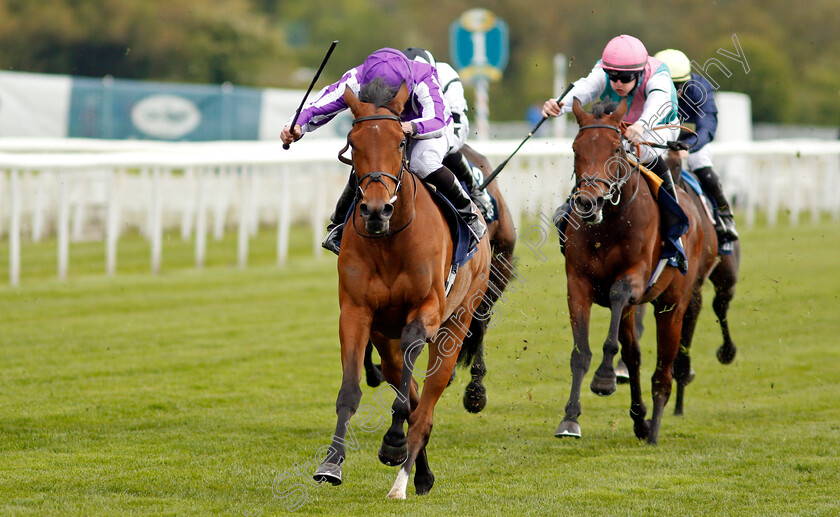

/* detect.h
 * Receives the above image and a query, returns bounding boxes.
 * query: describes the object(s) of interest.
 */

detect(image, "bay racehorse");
[363,143,517,414]
[641,150,742,416]
[555,98,719,444]
[313,79,491,498]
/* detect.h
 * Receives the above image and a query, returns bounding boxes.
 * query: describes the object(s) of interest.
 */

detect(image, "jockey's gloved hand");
[666,141,690,152]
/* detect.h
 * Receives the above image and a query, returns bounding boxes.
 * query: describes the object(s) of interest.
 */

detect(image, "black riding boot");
[443,152,494,220]
[425,166,487,248]
[321,173,358,255]
[647,158,688,272]
[693,166,738,242]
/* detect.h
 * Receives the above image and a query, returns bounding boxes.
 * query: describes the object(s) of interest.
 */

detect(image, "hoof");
[717,344,736,364]
[463,381,487,413]
[615,360,630,384]
[590,374,617,396]
[365,363,384,387]
[555,420,581,438]
[378,441,407,466]
[646,421,659,445]
[414,471,435,495]
[632,414,649,440]
[313,462,342,485]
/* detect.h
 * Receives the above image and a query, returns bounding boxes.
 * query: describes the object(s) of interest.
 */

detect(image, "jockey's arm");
[543,64,605,117]
[282,67,360,141]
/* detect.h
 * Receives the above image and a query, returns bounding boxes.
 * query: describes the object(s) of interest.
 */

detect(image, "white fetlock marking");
[386,468,409,499]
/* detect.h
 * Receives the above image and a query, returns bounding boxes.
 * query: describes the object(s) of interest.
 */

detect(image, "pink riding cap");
[599,35,648,71]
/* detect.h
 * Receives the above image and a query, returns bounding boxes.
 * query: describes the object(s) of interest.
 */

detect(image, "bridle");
[339,111,409,202]
[573,123,640,208]
[338,110,415,239]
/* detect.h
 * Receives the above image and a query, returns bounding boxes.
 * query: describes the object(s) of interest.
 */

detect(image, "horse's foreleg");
[591,278,634,396]
[674,287,702,416]
[314,307,371,485]
[556,279,594,439]
[619,305,647,439]
[647,302,686,444]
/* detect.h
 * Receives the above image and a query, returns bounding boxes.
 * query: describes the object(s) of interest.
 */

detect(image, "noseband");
[574,123,640,207]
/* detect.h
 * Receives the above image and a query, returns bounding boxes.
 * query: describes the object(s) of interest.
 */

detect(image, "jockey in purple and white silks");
[402,47,494,221]
[281,47,486,255]
[543,35,688,271]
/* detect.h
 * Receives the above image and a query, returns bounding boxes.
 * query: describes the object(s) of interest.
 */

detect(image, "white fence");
[2,137,839,285]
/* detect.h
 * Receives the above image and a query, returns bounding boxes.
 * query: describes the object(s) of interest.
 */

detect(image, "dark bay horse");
[313,81,491,498]
[637,151,742,416]
[363,143,517,414]
[555,98,719,444]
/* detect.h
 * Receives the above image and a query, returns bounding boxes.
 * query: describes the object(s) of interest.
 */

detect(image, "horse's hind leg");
[616,304,645,384]
[378,329,423,468]
[461,314,488,413]
[710,249,739,364]
[314,306,372,485]
[388,312,471,499]
[646,302,686,444]
[460,288,496,413]
[364,340,385,387]
[591,278,634,396]
[674,287,702,416]
[616,304,646,383]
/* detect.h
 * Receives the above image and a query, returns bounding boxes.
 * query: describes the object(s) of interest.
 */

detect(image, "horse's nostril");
[359,203,370,217]
[381,203,394,218]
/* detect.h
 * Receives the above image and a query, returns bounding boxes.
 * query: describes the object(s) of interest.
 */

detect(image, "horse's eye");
[399,139,406,150]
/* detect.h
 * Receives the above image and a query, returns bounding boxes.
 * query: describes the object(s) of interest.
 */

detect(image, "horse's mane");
[359,77,399,109]
[590,101,619,119]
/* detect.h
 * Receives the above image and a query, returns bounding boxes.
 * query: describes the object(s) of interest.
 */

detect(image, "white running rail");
[2,137,839,285]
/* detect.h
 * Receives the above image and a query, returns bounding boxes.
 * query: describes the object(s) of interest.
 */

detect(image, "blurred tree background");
[0,0,837,125]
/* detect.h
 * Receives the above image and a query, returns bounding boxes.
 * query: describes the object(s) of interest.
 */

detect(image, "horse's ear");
[571,97,586,124]
[344,86,361,116]
[612,97,628,122]
[389,82,409,115]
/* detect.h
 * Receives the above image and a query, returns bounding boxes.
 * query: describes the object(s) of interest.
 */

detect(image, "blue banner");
[68,76,262,141]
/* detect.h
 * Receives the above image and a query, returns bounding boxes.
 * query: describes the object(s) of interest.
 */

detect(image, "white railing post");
[181,166,195,241]
[312,167,324,259]
[57,171,70,280]
[277,166,291,266]
[105,168,121,276]
[195,166,207,269]
[9,169,21,286]
[151,167,163,274]
[237,165,250,269]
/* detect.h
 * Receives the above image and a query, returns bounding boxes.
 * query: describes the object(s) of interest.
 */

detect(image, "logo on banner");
[131,94,201,139]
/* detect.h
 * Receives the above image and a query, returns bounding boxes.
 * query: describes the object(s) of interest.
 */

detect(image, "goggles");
[607,71,638,84]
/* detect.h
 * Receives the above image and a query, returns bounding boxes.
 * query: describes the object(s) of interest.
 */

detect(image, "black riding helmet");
[402,47,436,67]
